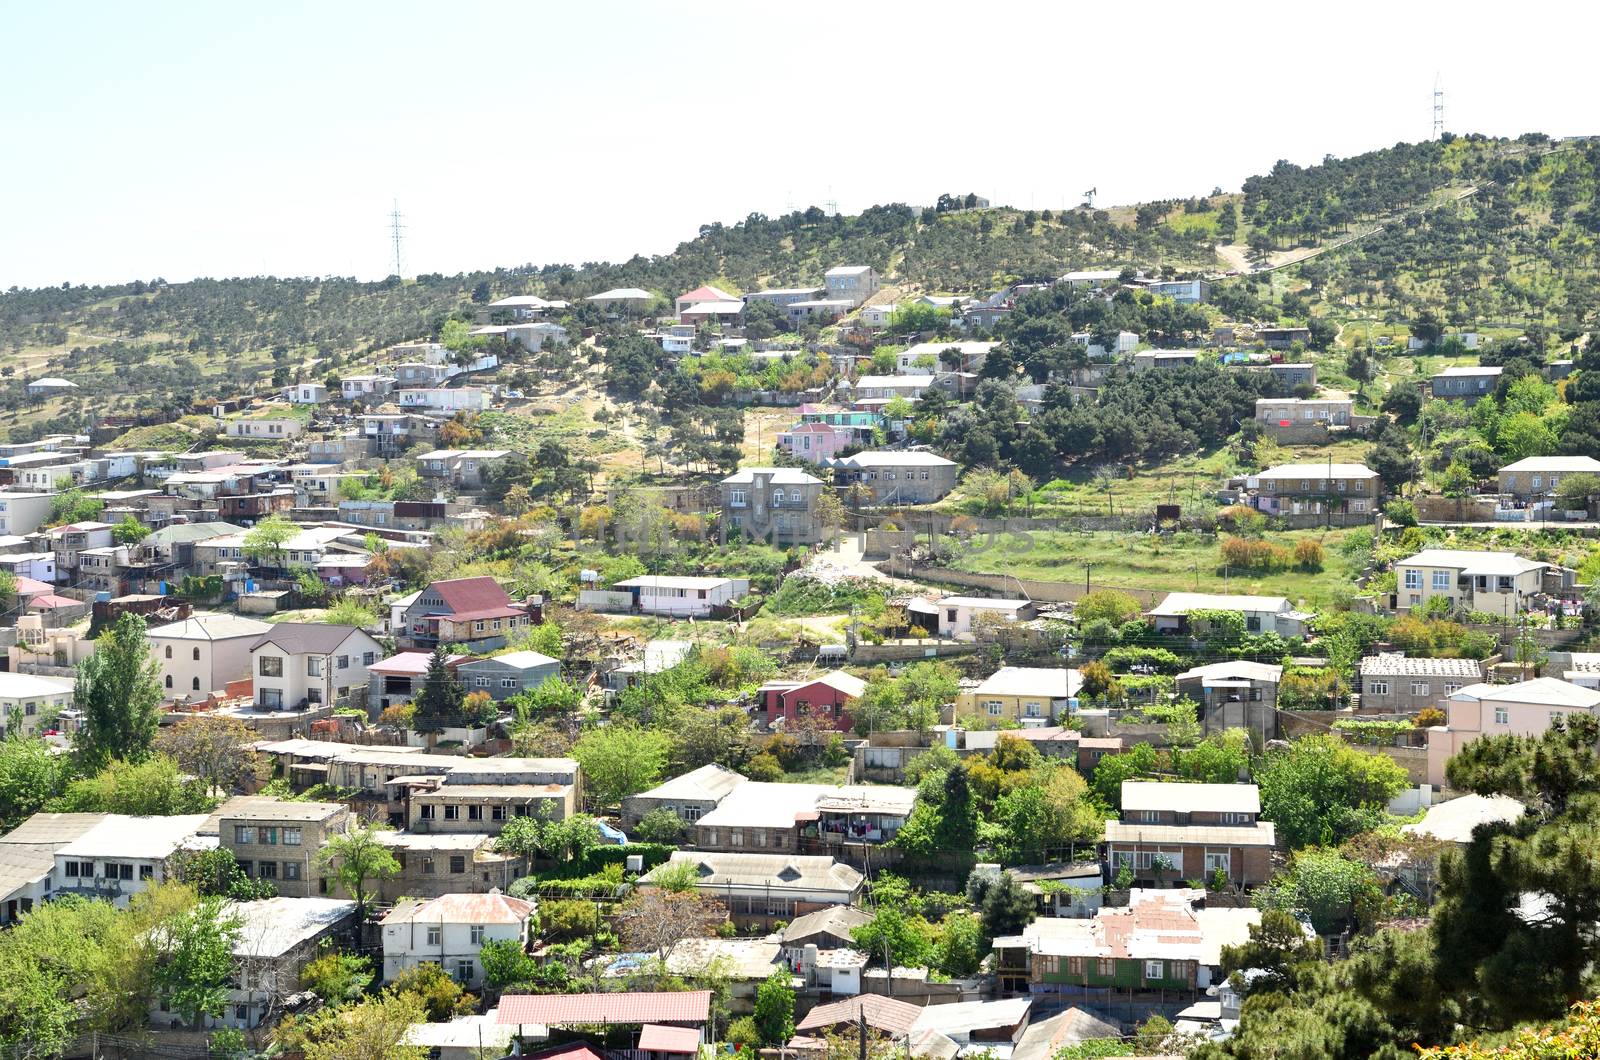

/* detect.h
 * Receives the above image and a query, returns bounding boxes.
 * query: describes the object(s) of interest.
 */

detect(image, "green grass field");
[949,526,1369,608]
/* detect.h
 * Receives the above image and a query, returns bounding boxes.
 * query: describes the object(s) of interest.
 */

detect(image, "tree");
[317,824,401,917]
[932,910,984,977]
[412,645,464,738]
[241,513,298,569]
[0,737,69,830]
[480,937,540,990]
[111,515,149,546]
[388,960,477,1021]
[753,968,796,1046]
[514,675,583,715]
[150,894,243,1028]
[850,902,934,969]
[301,951,374,1004]
[616,887,725,952]
[279,991,427,1060]
[572,723,673,809]
[1254,734,1408,849]
[73,611,163,772]
[1257,847,1377,935]
[1418,999,1600,1058]
[524,619,564,659]
[55,754,215,815]
[155,715,260,795]
[1554,472,1600,511]
[1218,908,1320,996]
[634,807,689,844]
[494,807,601,863]
[972,871,1036,944]
[169,847,276,900]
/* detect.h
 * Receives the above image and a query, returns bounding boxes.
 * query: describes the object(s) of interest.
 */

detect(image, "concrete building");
[1148,592,1311,638]
[895,341,996,375]
[248,624,384,712]
[1394,549,1551,615]
[1130,350,1201,371]
[824,266,879,307]
[641,851,865,928]
[1174,660,1281,739]
[621,764,748,829]
[610,576,739,618]
[675,285,739,318]
[1254,397,1353,426]
[52,813,212,907]
[1427,678,1600,787]
[415,449,515,491]
[0,672,75,739]
[1106,782,1275,887]
[0,493,59,537]
[1497,456,1600,501]
[832,451,959,504]
[720,467,826,545]
[1249,462,1380,515]
[147,612,274,704]
[907,596,1035,637]
[224,416,305,440]
[397,388,493,413]
[381,891,535,988]
[757,670,867,731]
[0,812,104,924]
[218,798,352,898]
[1431,365,1502,402]
[1359,653,1483,715]
[456,651,562,701]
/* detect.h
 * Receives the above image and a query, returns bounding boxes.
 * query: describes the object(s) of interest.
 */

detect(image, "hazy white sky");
[2,0,1596,289]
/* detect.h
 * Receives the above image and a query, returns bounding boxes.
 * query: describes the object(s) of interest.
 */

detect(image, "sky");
[2,0,1598,290]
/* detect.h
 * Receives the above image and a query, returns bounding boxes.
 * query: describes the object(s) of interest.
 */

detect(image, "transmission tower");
[388,200,406,278]
[1432,74,1445,140]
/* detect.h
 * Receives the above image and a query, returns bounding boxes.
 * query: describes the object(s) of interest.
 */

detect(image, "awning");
[638,1025,700,1054]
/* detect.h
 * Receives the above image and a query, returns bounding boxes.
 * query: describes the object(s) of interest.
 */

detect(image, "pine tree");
[412,645,463,738]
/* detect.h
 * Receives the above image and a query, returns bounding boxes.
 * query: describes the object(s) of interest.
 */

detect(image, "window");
[258,656,282,678]
[1097,958,1116,977]
[140,865,153,880]
[729,831,744,847]
[470,925,485,945]
[1145,960,1165,981]
[192,677,200,691]
[234,826,255,845]
[985,700,1004,716]
[283,861,301,880]
[730,489,747,508]
[492,805,507,822]
[1432,570,1451,590]
[165,675,173,689]
[165,645,173,659]
[449,856,466,874]
[501,678,517,689]
[1368,681,1389,696]
[1204,851,1231,875]
[306,657,322,677]
[444,806,459,821]
[1220,812,1250,825]
[64,860,84,878]
[455,959,474,983]
[427,926,442,946]
[421,858,435,875]
[260,827,277,845]
[258,861,277,879]
[363,652,376,666]
[337,655,349,670]
[468,805,483,821]
[1494,707,1509,725]
[1403,570,1422,589]
[193,647,201,661]
[420,804,435,820]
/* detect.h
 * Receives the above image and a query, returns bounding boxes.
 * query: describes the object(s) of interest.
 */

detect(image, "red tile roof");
[638,1025,701,1054]
[524,1045,609,1060]
[498,991,712,1027]
[796,994,923,1036]
[441,605,526,623]
[431,576,512,615]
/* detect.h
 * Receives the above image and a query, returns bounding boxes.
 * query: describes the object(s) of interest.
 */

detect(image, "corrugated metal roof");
[637,1025,701,1054]
[497,990,711,1026]
[797,994,922,1035]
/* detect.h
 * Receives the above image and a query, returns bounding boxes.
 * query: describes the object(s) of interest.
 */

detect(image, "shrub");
[1294,538,1325,571]
[1383,499,1419,526]
[633,808,688,845]
[1414,706,1447,728]
[1076,590,1144,626]
[744,753,784,781]
[1099,646,1184,673]
[1216,504,1268,536]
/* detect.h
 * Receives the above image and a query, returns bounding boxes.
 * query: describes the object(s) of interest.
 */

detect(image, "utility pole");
[1432,74,1445,140]
[389,200,406,279]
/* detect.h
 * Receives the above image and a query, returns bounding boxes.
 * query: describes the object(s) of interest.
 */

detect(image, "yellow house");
[1394,549,1552,615]
[956,666,1081,726]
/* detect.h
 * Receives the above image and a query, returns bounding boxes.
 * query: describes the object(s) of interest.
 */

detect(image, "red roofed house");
[675,285,737,318]
[381,890,534,988]
[397,576,535,652]
[498,990,711,1036]
[759,670,868,731]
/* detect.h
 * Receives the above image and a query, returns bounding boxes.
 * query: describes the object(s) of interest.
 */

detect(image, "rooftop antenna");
[1432,73,1445,140]
[388,200,406,279]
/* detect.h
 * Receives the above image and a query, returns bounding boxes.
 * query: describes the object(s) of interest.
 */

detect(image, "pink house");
[1426,677,1600,787]
[778,422,853,463]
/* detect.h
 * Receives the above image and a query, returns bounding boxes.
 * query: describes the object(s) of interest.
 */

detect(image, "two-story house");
[414,449,514,491]
[367,650,467,715]
[641,851,865,930]
[381,891,535,988]
[720,467,826,545]
[1104,781,1276,887]
[218,797,352,897]
[824,266,879,307]
[397,576,532,651]
[1254,397,1353,427]
[1394,549,1552,614]
[340,373,396,401]
[1426,678,1600,787]
[147,612,274,703]
[248,623,384,712]
[360,412,444,456]
[1250,462,1381,515]
[831,451,959,504]
[53,813,213,907]
[1174,661,1282,740]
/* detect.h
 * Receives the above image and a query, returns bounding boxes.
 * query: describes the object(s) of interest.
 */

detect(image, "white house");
[585,287,656,309]
[397,388,492,413]
[341,374,396,400]
[147,612,274,704]
[611,575,739,618]
[0,672,75,739]
[1071,330,1139,358]
[907,596,1035,637]
[895,341,995,375]
[26,377,79,398]
[224,416,305,440]
[0,493,61,537]
[283,382,330,405]
[248,623,384,712]
[52,814,212,908]
[381,891,535,988]
[1147,592,1311,638]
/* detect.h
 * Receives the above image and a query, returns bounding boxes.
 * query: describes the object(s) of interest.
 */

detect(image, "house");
[381,891,535,988]
[955,667,1081,725]
[1131,350,1200,371]
[147,612,274,704]
[1255,397,1353,426]
[1267,362,1316,391]
[996,889,1259,997]
[391,362,452,387]
[1002,862,1106,918]
[374,832,527,901]
[1070,330,1140,359]
[495,991,711,1040]
[585,287,657,309]
[692,781,917,864]
[832,451,959,504]
[895,341,996,375]
[785,299,855,325]
[720,467,826,545]
[1394,549,1552,614]
[857,304,896,329]
[778,422,854,463]
[1249,462,1381,515]
[0,812,105,924]
[621,764,748,829]
[1431,365,1502,401]
[403,1014,517,1060]
[367,651,465,715]
[360,412,445,456]
[217,798,352,898]
[779,905,875,965]
[1009,1009,1124,1060]
[607,638,694,692]
[397,387,492,413]
[149,896,357,1033]
[849,374,934,401]
[824,266,878,307]
[52,813,212,907]
[641,851,865,927]
[224,415,305,440]
[1147,592,1310,638]
[1258,327,1311,349]
[248,623,384,712]
[398,576,532,651]
[1174,660,1282,739]
[679,300,745,326]
[1426,678,1600,787]
[340,373,396,400]
[0,492,58,536]
[658,333,694,356]
[1144,278,1210,303]
[283,381,330,404]
[911,998,1033,1051]
[744,287,825,308]
[676,285,739,318]
[611,575,740,618]
[479,294,568,322]
[1402,794,1527,846]
[456,650,562,701]
[794,994,922,1046]
[1359,653,1483,715]
[907,596,1035,637]
[25,377,78,398]
[1058,269,1124,288]
[1497,455,1600,500]
[414,449,514,490]
[0,672,75,739]
[758,670,867,731]
[663,937,784,1001]
[477,321,568,351]
[1105,782,1276,887]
